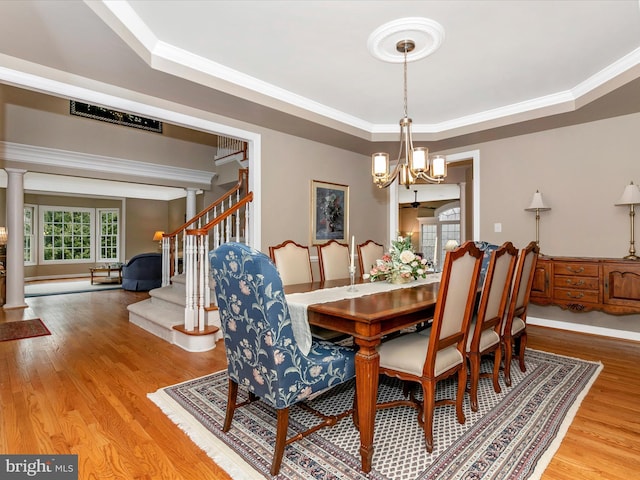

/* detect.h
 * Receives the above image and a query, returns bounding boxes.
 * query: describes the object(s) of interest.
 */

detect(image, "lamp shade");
[525,190,551,211]
[444,239,459,251]
[0,227,6,245]
[615,181,640,206]
[153,231,165,241]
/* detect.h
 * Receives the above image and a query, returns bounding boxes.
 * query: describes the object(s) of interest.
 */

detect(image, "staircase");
[127,273,222,352]
[126,167,252,352]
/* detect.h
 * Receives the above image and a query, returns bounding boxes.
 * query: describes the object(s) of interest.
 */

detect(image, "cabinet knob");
[566,266,585,274]
[566,279,584,286]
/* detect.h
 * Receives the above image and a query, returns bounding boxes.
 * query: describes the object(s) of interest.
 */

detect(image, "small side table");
[89,265,123,285]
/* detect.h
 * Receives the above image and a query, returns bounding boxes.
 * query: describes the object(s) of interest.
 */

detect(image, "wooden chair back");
[470,241,518,351]
[502,240,539,386]
[424,240,483,378]
[317,240,350,281]
[357,240,384,278]
[268,240,313,286]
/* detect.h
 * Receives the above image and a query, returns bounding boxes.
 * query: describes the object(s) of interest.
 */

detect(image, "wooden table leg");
[354,338,379,473]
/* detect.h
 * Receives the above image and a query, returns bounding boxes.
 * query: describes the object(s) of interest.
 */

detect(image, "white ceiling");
[1,0,640,197]
[90,0,640,138]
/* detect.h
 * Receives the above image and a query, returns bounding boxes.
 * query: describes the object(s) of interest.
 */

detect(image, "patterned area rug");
[0,319,50,342]
[149,349,601,480]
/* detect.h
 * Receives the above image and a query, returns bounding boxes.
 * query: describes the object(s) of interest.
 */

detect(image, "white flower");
[399,250,415,264]
[362,273,370,280]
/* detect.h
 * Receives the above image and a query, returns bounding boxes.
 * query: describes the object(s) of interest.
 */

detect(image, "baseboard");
[528,316,640,342]
[25,273,89,282]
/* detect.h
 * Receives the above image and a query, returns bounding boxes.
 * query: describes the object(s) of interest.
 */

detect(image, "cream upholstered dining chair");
[210,242,356,475]
[317,239,350,281]
[502,241,539,387]
[465,241,518,412]
[375,241,483,453]
[268,240,313,286]
[357,240,384,279]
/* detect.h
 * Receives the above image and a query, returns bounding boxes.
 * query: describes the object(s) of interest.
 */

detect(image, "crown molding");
[0,141,216,189]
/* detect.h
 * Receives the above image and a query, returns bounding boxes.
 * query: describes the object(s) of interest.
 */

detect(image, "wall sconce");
[525,190,551,247]
[615,181,640,260]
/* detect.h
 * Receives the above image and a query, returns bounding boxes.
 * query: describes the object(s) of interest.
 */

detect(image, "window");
[98,209,119,262]
[40,207,94,263]
[24,205,37,265]
[419,202,461,269]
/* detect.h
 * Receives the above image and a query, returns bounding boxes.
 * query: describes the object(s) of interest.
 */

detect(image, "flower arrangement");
[367,236,432,283]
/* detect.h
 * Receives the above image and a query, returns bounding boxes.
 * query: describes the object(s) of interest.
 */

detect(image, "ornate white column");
[4,168,27,310]
[186,188,197,220]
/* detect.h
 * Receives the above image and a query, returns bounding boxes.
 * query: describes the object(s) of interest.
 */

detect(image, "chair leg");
[492,347,502,394]
[422,380,435,453]
[223,378,238,432]
[271,408,290,476]
[468,354,480,412]
[503,338,513,387]
[455,367,466,425]
[518,331,527,373]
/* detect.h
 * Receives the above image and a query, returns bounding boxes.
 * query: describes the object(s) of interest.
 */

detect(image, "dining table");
[284,276,440,473]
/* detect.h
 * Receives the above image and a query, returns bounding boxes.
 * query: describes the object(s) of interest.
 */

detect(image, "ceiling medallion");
[367,17,445,64]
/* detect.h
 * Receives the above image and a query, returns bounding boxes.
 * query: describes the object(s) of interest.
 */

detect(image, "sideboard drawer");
[552,276,599,290]
[553,262,599,277]
[553,287,599,304]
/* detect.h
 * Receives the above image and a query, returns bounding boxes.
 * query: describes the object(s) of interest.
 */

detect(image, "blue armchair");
[121,253,162,291]
[210,242,356,475]
[475,241,500,286]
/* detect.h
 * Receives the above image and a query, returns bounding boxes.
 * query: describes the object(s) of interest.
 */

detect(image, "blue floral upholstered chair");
[210,242,357,475]
[475,241,500,286]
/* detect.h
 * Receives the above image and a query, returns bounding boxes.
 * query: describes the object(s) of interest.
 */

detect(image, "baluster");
[197,233,206,331]
[183,235,195,331]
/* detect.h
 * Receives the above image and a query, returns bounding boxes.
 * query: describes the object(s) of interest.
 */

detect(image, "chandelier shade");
[370,39,447,189]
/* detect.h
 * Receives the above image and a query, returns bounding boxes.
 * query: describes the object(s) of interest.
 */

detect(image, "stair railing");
[160,168,253,332]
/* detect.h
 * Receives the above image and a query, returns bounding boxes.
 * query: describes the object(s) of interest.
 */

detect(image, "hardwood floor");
[1,290,639,479]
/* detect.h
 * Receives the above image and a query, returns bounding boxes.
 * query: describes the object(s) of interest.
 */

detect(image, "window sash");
[39,206,95,264]
[97,208,119,262]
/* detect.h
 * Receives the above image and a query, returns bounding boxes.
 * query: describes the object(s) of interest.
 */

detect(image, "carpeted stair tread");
[149,284,188,307]
[127,298,184,329]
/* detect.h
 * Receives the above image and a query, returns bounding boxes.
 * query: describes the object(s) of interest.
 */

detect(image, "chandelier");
[371,39,447,189]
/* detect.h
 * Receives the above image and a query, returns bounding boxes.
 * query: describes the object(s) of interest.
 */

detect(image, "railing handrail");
[188,191,254,235]
[165,168,249,239]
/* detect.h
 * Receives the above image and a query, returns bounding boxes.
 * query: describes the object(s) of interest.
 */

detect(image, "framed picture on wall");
[311,180,349,244]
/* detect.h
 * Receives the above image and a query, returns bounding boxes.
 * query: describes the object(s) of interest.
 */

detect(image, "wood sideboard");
[530,256,640,314]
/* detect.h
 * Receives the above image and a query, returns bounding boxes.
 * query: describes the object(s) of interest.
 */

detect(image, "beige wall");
[4,84,640,279]
[442,112,640,258]
[125,198,169,259]
[258,129,388,250]
[0,85,217,188]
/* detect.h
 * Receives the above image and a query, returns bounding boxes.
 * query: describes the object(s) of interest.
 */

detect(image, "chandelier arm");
[375,161,403,189]
[414,171,444,184]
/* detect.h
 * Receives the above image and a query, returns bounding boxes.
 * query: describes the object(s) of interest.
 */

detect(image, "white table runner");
[286,273,441,354]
